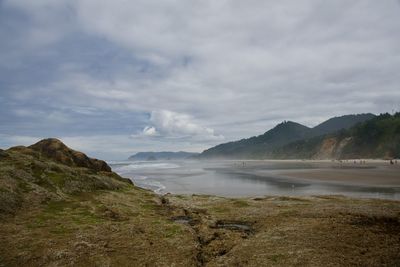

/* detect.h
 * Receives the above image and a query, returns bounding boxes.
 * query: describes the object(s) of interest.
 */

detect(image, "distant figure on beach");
[390,159,394,165]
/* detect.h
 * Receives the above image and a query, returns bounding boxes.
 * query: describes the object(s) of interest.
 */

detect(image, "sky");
[0,0,400,160]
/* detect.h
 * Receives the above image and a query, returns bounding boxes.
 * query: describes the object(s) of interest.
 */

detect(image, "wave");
[152,181,167,194]
[112,162,180,172]
[131,175,148,180]
[131,178,166,195]
[107,160,131,165]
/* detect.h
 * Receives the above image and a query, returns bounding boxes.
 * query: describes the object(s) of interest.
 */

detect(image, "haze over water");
[111,160,400,200]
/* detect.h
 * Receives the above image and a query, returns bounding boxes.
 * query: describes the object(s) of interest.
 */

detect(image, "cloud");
[142,110,224,141]
[1,1,400,156]
[142,126,158,137]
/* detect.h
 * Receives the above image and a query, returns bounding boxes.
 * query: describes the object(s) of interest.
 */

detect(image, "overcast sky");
[1,0,399,159]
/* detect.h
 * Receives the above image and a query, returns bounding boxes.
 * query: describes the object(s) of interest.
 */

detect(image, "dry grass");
[1,147,400,266]
[1,187,400,266]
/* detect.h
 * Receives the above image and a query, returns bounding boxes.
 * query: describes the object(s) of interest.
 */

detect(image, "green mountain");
[200,121,313,159]
[199,113,376,159]
[313,113,375,135]
[272,113,400,159]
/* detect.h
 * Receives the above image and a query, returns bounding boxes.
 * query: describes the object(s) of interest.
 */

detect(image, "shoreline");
[117,159,400,200]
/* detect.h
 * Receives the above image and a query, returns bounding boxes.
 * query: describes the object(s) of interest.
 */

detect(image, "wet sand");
[277,167,400,187]
[256,160,400,187]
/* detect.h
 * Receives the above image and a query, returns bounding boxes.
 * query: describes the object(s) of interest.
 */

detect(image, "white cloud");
[143,110,224,141]
[142,126,158,137]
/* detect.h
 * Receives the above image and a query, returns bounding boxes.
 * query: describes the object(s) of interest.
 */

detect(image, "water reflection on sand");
[111,160,400,200]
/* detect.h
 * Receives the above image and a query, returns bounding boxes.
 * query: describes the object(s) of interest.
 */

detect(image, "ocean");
[109,160,400,200]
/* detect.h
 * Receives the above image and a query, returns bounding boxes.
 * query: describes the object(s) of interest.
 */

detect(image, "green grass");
[47,172,67,187]
[152,219,162,225]
[279,208,299,217]
[31,164,44,180]
[140,202,159,211]
[48,224,74,235]
[268,253,286,263]
[165,224,182,238]
[174,195,189,200]
[28,200,104,229]
[0,187,9,193]
[27,214,54,228]
[71,208,103,225]
[45,200,76,214]
[31,168,58,192]
[17,180,33,193]
[211,206,230,213]
[232,199,250,207]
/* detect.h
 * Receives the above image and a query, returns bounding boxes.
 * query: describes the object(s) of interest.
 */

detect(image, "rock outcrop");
[28,138,111,172]
[1,138,131,215]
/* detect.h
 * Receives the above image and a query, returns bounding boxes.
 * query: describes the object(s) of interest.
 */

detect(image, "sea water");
[109,160,400,200]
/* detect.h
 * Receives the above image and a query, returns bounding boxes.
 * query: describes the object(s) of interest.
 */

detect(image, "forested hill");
[198,113,376,159]
[200,121,312,159]
[312,113,375,135]
[272,113,400,159]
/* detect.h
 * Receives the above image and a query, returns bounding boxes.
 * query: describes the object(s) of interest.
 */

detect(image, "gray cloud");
[1,0,400,158]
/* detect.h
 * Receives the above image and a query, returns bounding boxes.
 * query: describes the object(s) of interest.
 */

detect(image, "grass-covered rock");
[0,139,131,215]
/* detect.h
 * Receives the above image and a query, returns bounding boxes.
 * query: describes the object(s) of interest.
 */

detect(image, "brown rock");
[28,138,111,172]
